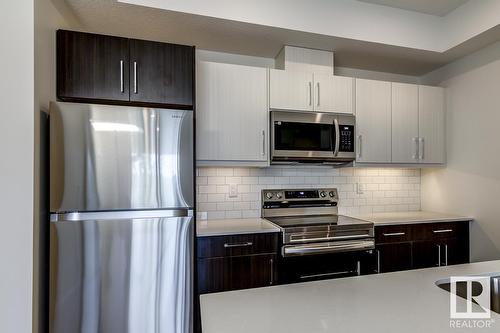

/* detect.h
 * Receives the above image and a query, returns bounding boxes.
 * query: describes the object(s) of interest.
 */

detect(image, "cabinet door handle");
[433,229,453,233]
[437,244,441,266]
[317,82,320,107]
[261,130,266,156]
[269,258,274,285]
[120,60,124,93]
[133,61,138,94]
[223,242,253,248]
[444,244,448,266]
[412,137,419,160]
[308,82,312,106]
[357,135,362,158]
[376,249,380,273]
[419,137,424,160]
[382,232,405,237]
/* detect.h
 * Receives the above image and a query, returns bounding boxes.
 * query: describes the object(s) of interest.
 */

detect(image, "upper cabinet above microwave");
[269,69,354,114]
[57,30,194,109]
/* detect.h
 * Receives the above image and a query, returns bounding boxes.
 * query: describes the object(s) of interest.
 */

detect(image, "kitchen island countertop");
[201,260,500,333]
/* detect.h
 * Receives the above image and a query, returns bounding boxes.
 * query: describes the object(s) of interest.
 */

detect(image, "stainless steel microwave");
[271,111,356,165]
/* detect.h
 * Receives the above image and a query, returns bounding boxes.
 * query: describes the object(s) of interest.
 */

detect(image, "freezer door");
[50,215,194,333]
[50,102,194,212]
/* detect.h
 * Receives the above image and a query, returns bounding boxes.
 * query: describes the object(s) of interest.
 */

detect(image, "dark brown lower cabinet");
[375,242,412,273]
[195,232,278,332]
[197,254,276,294]
[375,221,470,273]
[412,240,441,269]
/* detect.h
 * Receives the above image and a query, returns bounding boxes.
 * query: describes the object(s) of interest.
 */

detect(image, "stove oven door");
[278,245,374,284]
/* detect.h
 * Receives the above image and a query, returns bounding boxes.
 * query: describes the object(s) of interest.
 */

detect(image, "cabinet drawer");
[412,222,469,241]
[197,233,278,259]
[375,225,412,243]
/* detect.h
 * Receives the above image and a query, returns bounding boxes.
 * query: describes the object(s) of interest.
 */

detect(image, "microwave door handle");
[333,118,340,156]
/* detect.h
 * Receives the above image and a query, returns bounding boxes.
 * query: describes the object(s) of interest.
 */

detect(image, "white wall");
[34,0,79,332]
[0,1,34,333]
[420,40,500,262]
[196,49,420,83]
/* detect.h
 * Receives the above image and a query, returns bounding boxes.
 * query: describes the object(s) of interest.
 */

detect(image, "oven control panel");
[262,188,338,203]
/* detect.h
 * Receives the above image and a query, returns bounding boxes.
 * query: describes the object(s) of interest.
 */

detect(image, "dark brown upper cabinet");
[129,39,194,108]
[57,30,130,102]
[56,30,194,109]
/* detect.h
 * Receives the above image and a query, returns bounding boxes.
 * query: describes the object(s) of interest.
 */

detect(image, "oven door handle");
[283,239,374,257]
[333,118,340,157]
[290,233,372,243]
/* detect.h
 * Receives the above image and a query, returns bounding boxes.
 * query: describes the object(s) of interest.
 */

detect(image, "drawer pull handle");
[433,229,453,233]
[382,232,405,237]
[224,242,253,248]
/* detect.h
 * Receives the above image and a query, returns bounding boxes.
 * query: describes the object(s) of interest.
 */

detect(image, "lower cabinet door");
[197,254,276,294]
[440,238,469,266]
[376,242,412,273]
[412,240,441,269]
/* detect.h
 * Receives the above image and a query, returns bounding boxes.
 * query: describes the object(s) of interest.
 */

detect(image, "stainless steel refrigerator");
[49,102,194,333]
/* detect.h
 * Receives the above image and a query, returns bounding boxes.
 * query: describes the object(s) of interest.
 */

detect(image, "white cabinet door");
[269,69,313,111]
[419,85,445,164]
[391,83,419,163]
[355,79,392,163]
[196,62,268,164]
[313,74,353,114]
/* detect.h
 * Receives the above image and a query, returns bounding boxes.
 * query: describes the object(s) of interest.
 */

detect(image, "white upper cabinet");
[355,78,392,163]
[392,83,419,163]
[269,69,314,111]
[196,61,269,166]
[419,85,445,164]
[391,84,445,164]
[270,69,353,114]
[314,74,353,114]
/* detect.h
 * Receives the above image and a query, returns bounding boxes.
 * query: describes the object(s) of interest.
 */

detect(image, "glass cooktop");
[266,215,372,228]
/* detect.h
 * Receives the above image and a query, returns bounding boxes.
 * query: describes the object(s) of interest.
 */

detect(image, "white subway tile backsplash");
[207,176,226,185]
[196,167,421,219]
[217,168,234,176]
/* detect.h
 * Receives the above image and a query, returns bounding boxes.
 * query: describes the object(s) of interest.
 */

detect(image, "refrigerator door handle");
[51,209,193,222]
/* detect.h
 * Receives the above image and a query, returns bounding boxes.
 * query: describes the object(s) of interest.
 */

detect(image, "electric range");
[262,188,375,282]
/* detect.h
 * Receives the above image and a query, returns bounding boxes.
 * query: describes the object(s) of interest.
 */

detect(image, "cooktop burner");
[266,214,372,228]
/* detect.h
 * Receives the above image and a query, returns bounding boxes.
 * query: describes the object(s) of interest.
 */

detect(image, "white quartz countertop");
[349,211,473,226]
[201,260,500,333]
[196,218,280,237]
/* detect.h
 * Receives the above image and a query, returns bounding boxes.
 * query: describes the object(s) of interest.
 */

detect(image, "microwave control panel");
[339,125,355,152]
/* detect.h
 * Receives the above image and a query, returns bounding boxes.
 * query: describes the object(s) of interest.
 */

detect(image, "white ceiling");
[357,0,469,16]
[60,0,500,76]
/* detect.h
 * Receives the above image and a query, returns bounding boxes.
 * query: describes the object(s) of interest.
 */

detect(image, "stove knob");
[329,191,335,197]
[275,192,282,199]
[265,192,274,199]
[320,191,327,198]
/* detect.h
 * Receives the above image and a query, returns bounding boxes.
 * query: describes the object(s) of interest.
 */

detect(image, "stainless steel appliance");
[49,102,194,333]
[262,188,374,282]
[270,111,356,165]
